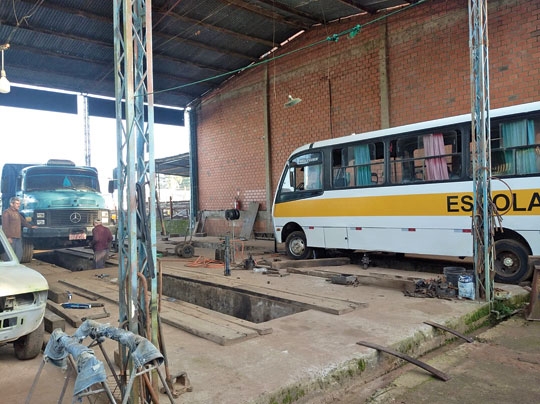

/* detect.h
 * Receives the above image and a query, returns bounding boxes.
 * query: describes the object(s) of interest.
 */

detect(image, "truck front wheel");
[14,320,44,360]
[21,239,34,263]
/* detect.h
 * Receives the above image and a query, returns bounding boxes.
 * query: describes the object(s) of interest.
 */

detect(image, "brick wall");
[196,0,540,237]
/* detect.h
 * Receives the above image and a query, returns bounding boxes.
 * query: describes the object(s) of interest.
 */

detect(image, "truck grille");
[45,209,100,226]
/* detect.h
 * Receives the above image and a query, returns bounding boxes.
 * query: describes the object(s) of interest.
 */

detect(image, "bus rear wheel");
[285,231,312,260]
[494,239,532,284]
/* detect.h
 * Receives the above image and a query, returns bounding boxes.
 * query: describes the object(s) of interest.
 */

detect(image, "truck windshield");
[24,168,100,192]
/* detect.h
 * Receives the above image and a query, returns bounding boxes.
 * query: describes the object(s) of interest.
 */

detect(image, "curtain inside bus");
[353,144,371,186]
[423,134,449,181]
[501,120,536,174]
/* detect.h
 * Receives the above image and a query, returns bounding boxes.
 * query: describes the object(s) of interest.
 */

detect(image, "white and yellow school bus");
[272,101,540,284]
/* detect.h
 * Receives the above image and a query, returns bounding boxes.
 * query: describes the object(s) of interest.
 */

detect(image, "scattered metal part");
[424,320,474,343]
[244,254,255,270]
[160,371,193,398]
[356,340,450,382]
[361,253,370,269]
[330,274,357,285]
[404,278,455,299]
[81,308,110,322]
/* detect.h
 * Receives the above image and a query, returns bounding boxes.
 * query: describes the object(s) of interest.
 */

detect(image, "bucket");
[443,267,466,288]
[458,274,475,300]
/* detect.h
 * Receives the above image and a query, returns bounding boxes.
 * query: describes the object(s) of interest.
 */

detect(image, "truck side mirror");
[108,180,116,193]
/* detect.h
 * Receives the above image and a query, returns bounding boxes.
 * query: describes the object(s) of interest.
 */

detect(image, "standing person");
[1,196,36,261]
[90,219,113,269]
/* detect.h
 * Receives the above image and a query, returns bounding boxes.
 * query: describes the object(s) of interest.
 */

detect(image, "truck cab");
[1,159,115,262]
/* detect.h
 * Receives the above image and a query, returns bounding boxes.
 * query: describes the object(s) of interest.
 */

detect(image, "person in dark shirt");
[1,197,36,261]
[90,219,113,269]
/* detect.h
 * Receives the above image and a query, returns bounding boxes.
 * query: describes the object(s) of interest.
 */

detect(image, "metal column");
[113,0,158,387]
[469,0,493,302]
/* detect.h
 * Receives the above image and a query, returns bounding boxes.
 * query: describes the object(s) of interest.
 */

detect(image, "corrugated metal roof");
[0,0,415,108]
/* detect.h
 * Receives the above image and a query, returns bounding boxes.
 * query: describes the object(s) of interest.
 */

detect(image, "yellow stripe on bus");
[274,190,540,217]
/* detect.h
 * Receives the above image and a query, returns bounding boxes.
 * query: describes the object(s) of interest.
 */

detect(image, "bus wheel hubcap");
[502,256,514,268]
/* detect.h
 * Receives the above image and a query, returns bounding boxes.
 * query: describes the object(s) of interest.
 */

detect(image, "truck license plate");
[69,233,87,240]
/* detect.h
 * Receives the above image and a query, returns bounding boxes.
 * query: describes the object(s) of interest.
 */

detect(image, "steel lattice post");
[113,0,158,385]
[469,0,493,302]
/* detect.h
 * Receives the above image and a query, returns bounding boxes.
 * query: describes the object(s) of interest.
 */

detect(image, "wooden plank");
[57,280,101,301]
[44,309,65,332]
[161,266,365,315]
[60,278,267,345]
[160,309,259,346]
[272,257,351,270]
[47,284,71,304]
[163,298,272,336]
[59,279,119,305]
[239,202,259,240]
[46,301,83,328]
[237,283,360,315]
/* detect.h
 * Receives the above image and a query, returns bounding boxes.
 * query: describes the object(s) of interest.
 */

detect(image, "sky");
[0,104,190,207]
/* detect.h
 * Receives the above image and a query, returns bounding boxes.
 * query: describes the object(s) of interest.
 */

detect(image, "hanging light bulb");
[0,44,11,94]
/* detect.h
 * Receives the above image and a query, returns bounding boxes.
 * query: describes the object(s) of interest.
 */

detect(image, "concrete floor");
[2,236,532,404]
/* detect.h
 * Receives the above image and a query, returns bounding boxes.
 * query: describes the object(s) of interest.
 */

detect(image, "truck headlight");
[36,219,45,225]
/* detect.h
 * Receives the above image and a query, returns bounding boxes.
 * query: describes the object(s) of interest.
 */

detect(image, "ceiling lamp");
[0,44,11,94]
[284,94,301,108]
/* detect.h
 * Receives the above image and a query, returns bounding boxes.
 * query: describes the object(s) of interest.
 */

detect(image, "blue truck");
[1,159,114,262]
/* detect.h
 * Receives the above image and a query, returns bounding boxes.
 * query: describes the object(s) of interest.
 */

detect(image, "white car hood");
[0,264,48,295]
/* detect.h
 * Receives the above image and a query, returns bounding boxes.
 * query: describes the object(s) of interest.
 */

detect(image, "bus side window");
[333,167,349,188]
[344,142,384,187]
[491,118,540,175]
[332,148,350,188]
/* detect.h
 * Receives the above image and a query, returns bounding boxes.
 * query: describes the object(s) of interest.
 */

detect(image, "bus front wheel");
[494,239,532,284]
[285,231,312,260]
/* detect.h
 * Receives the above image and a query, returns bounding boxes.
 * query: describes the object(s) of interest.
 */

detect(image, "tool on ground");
[61,302,104,309]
